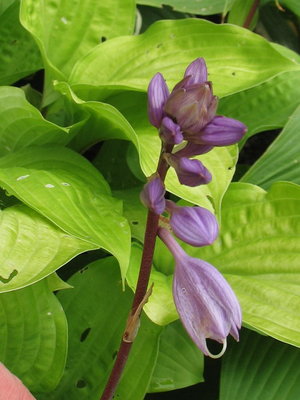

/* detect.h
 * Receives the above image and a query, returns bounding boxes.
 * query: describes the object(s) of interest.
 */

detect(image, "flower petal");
[147,72,170,128]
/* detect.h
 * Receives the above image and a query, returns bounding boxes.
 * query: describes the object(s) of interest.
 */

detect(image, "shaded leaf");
[0,277,67,392]
[220,329,300,400]
[137,0,236,14]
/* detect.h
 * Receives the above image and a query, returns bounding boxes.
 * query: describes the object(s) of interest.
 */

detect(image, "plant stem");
[243,0,260,29]
[100,145,172,400]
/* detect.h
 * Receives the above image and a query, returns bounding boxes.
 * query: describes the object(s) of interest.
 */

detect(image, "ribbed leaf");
[240,105,300,188]
[0,86,69,156]
[41,257,161,400]
[0,204,96,292]
[0,277,67,393]
[69,19,299,99]
[220,329,300,400]
[0,146,131,280]
[218,70,300,146]
[20,0,136,78]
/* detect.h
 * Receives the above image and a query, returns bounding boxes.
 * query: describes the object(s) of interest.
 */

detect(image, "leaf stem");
[100,144,172,400]
[243,0,260,29]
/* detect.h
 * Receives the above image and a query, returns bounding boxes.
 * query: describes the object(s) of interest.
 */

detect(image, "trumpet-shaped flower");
[158,227,242,358]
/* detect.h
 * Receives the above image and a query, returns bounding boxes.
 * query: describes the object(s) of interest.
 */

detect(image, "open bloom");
[158,227,242,358]
[166,200,219,247]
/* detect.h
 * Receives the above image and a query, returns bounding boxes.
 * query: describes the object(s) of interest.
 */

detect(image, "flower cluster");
[140,58,244,357]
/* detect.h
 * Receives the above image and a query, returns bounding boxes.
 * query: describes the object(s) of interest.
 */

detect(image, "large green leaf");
[240,105,300,188]
[0,86,69,156]
[20,0,136,78]
[218,70,300,146]
[137,0,235,14]
[107,92,237,213]
[42,257,161,400]
[220,329,300,400]
[69,19,299,99]
[0,276,67,393]
[188,181,300,347]
[0,204,96,293]
[0,1,42,85]
[0,146,131,280]
[148,320,204,393]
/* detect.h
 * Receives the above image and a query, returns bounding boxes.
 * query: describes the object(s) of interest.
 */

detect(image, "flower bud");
[166,200,218,247]
[165,153,212,187]
[0,362,36,399]
[158,227,242,358]
[159,116,183,145]
[188,116,248,146]
[164,82,218,134]
[183,57,208,86]
[147,73,169,128]
[140,174,165,215]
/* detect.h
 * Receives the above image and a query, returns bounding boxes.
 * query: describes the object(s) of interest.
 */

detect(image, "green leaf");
[127,243,177,325]
[218,70,300,146]
[0,204,96,293]
[42,257,161,400]
[20,0,136,78]
[282,0,300,16]
[0,277,67,392]
[0,1,42,85]
[149,320,204,393]
[54,82,138,152]
[227,0,257,28]
[240,105,300,188]
[220,329,300,400]
[107,92,237,213]
[69,19,299,99]
[187,181,300,347]
[0,87,69,156]
[0,146,131,280]
[137,0,236,14]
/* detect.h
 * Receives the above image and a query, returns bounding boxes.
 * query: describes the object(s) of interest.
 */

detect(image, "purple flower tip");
[165,153,212,187]
[160,116,183,145]
[175,142,213,158]
[140,174,166,215]
[158,227,242,358]
[166,200,219,247]
[147,72,170,128]
[192,115,248,146]
[184,58,208,86]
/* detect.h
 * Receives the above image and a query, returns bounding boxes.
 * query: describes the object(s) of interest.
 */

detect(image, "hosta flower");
[158,227,242,358]
[0,362,36,399]
[166,200,219,247]
[164,153,212,187]
[159,116,183,145]
[140,174,166,214]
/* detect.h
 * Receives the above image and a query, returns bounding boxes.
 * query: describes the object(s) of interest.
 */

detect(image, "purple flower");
[159,116,183,145]
[185,116,247,146]
[140,174,165,214]
[147,73,169,128]
[164,153,212,187]
[183,58,208,86]
[166,200,219,247]
[158,227,242,358]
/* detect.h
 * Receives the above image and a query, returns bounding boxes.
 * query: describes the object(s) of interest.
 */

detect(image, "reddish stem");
[100,144,172,400]
[243,0,260,29]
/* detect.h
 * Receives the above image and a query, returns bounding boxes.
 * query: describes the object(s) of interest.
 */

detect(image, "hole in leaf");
[76,379,87,388]
[232,72,236,76]
[80,328,91,342]
[131,221,139,225]
[101,36,107,42]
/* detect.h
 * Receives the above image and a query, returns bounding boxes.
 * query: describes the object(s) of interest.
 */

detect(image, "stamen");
[205,338,227,359]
